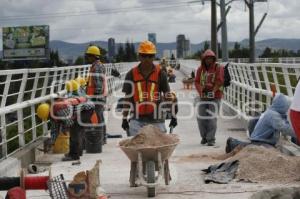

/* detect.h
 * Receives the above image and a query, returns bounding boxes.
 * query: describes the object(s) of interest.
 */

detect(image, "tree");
[130,43,137,61]
[74,56,84,65]
[116,44,125,62]
[124,41,131,61]
[203,41,210,51]
[260,47,272,58]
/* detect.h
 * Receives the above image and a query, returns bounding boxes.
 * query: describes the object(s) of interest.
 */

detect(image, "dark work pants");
[69,123,83,159]
[95,104,106,143]
[196,99,220,142]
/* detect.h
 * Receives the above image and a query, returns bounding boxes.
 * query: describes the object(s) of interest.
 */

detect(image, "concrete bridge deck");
[1,70,298,199]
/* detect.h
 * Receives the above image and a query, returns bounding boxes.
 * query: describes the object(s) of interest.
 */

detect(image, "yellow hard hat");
[65,81,72,92]
[138,40,156,54]
[86,45,101,56]
[75,76,86,86]
[65,80,80,92]
[37,103,50,121]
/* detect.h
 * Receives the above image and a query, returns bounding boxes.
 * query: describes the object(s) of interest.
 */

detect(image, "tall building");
[177,34,191,58]
[163,50,171,58]
[148,33,157,46]
[184,39,191,57]
[108,38,115,62]
[176,34,185,58]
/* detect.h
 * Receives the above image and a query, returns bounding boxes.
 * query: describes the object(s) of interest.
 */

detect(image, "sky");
[0,0,299,49]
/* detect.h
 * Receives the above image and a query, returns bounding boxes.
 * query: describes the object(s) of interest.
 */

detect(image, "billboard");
[2,25,49,60]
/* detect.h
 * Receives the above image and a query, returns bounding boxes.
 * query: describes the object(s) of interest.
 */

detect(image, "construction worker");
[195,49,224,146]
[121,40,177,136]
[75,76,87,96]
[226,94,296,153]
[85,45,107,144]
[160,57,168,73]
[121,40,177,187]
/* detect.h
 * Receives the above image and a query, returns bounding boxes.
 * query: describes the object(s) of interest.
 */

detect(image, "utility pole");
[247,0,255,63]
[220,0,229,62]
[211,0,218,56]
[245,0,268,63]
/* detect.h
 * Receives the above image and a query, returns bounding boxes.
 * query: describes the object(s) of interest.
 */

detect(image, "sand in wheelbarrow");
[119,125,179,148]
[226,145,300,183]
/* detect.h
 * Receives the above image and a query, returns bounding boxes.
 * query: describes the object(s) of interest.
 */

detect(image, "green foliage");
[229,42,250,58]
[260,47,300,58]
[74,56,84,65]
[191,40,210,59]
[116,41,137,62]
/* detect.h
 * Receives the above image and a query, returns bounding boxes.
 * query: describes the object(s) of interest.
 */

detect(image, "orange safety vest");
[132,65,160,116]
[86,61,107,97]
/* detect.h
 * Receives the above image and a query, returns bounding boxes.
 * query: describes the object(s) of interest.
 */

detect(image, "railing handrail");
[0,62,134,160]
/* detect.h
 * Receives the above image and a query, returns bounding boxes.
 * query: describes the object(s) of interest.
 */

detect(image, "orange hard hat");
[138,40,156,54]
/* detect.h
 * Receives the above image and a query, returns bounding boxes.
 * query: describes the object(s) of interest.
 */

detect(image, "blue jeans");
[128,119,166,136]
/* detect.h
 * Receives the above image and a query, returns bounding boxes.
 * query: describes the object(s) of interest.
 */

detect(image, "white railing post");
[41,71,49,96]
[17,72,28,147]
[0,115,7,158]
[282,68,293,97]
[1,74,12,108]
[31,72,40,100]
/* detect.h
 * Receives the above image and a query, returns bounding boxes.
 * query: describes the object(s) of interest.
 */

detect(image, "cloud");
[0,0,299,50]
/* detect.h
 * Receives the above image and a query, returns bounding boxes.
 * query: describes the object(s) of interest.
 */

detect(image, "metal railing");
[217,57,300,64]
[179,60,300,119]
[0,62,133,160]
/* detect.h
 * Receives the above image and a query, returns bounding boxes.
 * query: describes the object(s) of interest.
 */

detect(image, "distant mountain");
[48,38,300,60]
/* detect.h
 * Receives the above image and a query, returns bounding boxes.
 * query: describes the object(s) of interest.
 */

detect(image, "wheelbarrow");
[120,138,179,197]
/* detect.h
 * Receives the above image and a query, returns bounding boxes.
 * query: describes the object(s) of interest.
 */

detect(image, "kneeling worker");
[226,93,296,153]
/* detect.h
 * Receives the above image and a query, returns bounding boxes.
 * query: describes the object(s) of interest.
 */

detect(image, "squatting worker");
[121,40,177,187]
[85,45,107,144]
[195,49,224,146]
[121,40,177,136]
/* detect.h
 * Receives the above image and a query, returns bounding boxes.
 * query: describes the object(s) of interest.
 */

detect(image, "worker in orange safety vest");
[85,45,107,144]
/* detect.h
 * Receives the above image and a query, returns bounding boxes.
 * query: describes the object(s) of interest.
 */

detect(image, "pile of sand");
[119,125,179,148]
[227,145,300,183]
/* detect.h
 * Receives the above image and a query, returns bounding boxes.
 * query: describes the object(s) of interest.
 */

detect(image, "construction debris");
[119,125,179,148]
[229,145,300,183]
[203,145,300,184]
[67,160,103,199]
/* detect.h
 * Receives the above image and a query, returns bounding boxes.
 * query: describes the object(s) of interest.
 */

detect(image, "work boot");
[225,137,233,153]
[207,140,215,146]
[201,138,207,145]
[62,156,79,161]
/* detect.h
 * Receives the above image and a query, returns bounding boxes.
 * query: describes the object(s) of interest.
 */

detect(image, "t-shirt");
[291,80,300,111]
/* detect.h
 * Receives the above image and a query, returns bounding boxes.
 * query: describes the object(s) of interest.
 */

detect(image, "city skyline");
[0,0,299,49]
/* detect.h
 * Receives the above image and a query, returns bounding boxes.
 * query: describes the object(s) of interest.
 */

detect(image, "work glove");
[169,117,177,128]
[122,119,129,131]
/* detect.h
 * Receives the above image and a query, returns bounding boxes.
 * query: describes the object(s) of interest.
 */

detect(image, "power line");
[0,1,192,21]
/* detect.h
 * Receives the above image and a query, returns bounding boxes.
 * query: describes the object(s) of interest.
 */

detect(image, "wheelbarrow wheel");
[146,161,156,197]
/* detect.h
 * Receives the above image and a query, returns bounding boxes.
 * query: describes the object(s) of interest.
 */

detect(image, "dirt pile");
[228,145,300,183]
[119,125,179,148]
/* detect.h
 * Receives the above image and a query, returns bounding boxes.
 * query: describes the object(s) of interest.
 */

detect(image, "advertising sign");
[2,25,49,60]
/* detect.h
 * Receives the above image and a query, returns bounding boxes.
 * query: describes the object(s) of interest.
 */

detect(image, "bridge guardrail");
[0,62,133,160]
